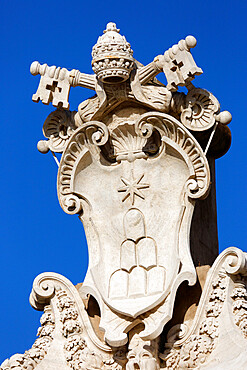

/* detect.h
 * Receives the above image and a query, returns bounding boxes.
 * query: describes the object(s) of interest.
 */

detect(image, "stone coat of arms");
[3,23,247,370]
[31,22,231,347]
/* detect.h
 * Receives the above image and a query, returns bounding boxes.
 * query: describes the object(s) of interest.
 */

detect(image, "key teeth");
[32,93,40,102]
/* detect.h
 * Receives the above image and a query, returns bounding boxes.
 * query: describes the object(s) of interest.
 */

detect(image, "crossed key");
[30,61,78,109]
[154,36,203,91]
[30,35,203,109]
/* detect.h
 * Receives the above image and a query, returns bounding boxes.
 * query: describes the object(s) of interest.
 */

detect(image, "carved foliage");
[0,306,54,370]
[55,288,101,370]
[57,286,128,369]
[159,248,247,369]
[30,274,124,370]
[162,274,227,369]
[231,279,247,338]
[3,249,247,369]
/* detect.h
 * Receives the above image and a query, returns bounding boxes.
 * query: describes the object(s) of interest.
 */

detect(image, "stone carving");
[30,61,75,109]
[56,110,210,345]
[91,22,134,84]
[1,305,54,369]
[30,22,231,132]
[30,20,229,344]
[56,288,104,369]
[109,208,163,300]
[156,35,203,92]
[37,108,77,154]
[3,21,243,370]
[135,113,210,198]
[126,328,160,369]
[231,279,247,338]
[160,247,247,369]
[29,273,118,369]
[118,172,149,204]
[162,274,227,368]
[110,120,159,162]
[180,88,220,131]
[3,249,247,369]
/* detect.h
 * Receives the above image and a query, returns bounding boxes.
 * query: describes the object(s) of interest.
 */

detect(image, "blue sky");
[0,0,246,362]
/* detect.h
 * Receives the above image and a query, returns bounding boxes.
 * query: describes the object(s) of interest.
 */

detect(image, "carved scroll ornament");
[2,21,240,370]
[160,247,247,369]
[2,248,247,369]
[56,111,210,346]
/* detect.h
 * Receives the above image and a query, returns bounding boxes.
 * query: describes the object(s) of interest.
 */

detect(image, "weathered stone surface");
[2,248,247,369]
[2,22,243,370]
[56,108,210,345]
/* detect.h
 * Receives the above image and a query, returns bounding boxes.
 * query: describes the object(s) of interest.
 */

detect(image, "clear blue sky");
[0,0,246,362]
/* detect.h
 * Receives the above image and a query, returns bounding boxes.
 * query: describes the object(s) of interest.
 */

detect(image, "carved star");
[118,171,149,205]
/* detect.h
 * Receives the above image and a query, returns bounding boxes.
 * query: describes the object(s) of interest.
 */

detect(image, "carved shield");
[57,111,210,344]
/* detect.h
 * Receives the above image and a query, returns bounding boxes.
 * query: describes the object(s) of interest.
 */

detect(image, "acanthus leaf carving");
[160,247,247,369]
[2,252,247,370]
[231,279,247,339]
[9,21,238,370]
[0,305,54,370]
[20,272,126,370]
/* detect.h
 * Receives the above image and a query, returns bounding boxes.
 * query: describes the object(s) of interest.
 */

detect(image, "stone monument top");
[1,22,247,370]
